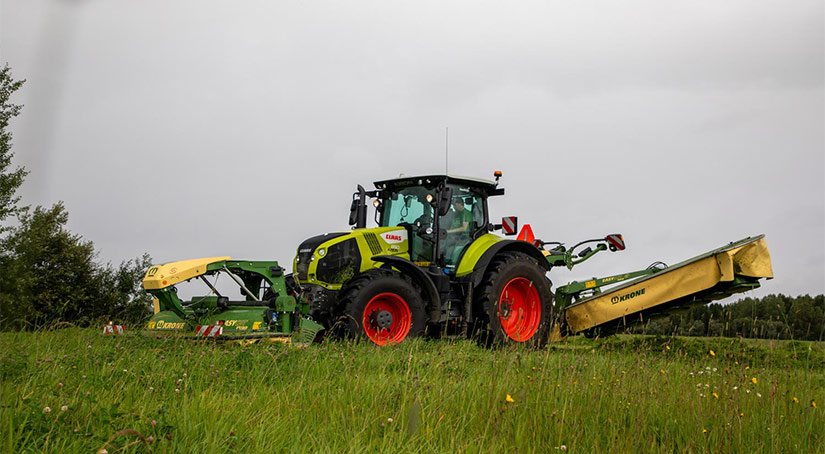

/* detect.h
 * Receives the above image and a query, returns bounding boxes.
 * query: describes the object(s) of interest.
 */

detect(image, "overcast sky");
[1,0,823,298]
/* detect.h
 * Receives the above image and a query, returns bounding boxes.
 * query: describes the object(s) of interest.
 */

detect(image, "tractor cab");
[361,174,504,270]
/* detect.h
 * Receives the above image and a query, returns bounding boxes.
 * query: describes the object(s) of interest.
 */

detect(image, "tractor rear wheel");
[474,252,554,347]
[338,269,427,346]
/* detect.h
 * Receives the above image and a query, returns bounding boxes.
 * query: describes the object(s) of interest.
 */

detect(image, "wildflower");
[123,369,128,373]
[793,397,799,403]
[560,445,568,451]
[183,373,187,377]
[506,394,515,403]
[666,345,670,350]
[739,412,744,417]
[57,382,63,388]
[387,418,393,423]
[751,377,757,385]
[712,393,719,399]
[813,401,817,408]
[87,344,92,349]
[702,429,708,433]
[43,406,51,413]
[735,361,739,365]
[99,450,109,454]
[660,369,666,375]
[61,405,68,412]
[149,387,154,392]
[151,420,157,427]
[709,350,715,356]
[175,388,180,393]
[756,393,762,398]
[733,386,738,391]
[147,436,154,443]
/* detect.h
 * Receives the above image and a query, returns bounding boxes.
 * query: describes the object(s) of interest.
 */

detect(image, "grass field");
[1,329,822,453]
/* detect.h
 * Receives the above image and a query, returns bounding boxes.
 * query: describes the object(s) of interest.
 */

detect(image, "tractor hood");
[294,227,410,289]
[143,256,231,290]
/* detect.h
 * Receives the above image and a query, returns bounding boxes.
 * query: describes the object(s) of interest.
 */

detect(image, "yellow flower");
[505,394,515,403]
[812,401,817,408]
[745,366,750,370]
[712,393,719,399]
[739,412,744,417]
[735,361,739,365]
[666,345,670,350]
[793,397,799,403]
[751,377,757,385]
[660,369,666,374]
[702,429,708,433]
[709,349,715,356]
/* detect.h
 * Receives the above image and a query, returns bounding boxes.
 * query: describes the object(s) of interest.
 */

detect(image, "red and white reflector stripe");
[607,234,626,251]
[103,325,125,335]
[195,325,223,337]
[502,216,518,235]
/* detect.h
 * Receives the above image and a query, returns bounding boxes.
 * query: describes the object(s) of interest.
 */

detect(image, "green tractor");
[293,172,588,346]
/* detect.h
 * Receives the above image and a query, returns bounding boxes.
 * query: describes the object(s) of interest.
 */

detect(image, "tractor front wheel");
[474,252,554,347]
[338,269,427,346]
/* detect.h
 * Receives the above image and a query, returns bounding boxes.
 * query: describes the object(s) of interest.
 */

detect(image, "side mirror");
[605,234,625,252]
[348,199,358,226]
[437,187,453,216]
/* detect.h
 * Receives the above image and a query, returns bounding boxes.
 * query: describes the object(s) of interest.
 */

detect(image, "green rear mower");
[142,172,773,346]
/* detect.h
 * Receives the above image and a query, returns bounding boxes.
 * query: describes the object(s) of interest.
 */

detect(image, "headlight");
[317,248,326,257]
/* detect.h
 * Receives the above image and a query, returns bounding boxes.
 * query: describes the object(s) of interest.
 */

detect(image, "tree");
[0,65,27,231]
[0,203,99,328]
[0,203,152,329]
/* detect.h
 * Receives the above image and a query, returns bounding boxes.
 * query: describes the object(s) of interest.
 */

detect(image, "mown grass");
[1,329,822,453]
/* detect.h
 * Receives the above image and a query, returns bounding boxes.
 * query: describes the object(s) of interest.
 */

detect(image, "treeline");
[628,294,825,341]
[0,66,152,330]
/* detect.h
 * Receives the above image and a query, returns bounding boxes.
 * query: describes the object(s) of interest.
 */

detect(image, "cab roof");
[373,174,498,191]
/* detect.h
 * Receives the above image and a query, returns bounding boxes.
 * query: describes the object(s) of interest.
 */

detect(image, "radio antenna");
[445,127,449,174]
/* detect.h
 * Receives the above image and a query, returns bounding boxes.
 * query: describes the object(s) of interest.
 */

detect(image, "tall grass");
[1,329,822,453]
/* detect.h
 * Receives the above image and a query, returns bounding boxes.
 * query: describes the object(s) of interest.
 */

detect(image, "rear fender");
[465,239,551,287]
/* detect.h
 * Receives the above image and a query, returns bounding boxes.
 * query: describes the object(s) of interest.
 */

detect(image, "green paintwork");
[454,233,503,277]
[543,243,609,270]
[554,268,660,311]
[143,259,315,340]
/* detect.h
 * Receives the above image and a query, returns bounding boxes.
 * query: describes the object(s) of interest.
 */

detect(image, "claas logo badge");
[147,266,159,277]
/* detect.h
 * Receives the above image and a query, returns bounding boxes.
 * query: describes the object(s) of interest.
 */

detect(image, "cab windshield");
[379,186,435,227]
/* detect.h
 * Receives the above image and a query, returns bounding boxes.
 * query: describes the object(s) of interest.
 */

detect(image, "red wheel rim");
[362,293,412,346]
[498,277,541,341]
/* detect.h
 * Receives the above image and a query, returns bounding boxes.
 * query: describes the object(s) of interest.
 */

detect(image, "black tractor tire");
[473,251,554,348]
[337,269,427,345]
